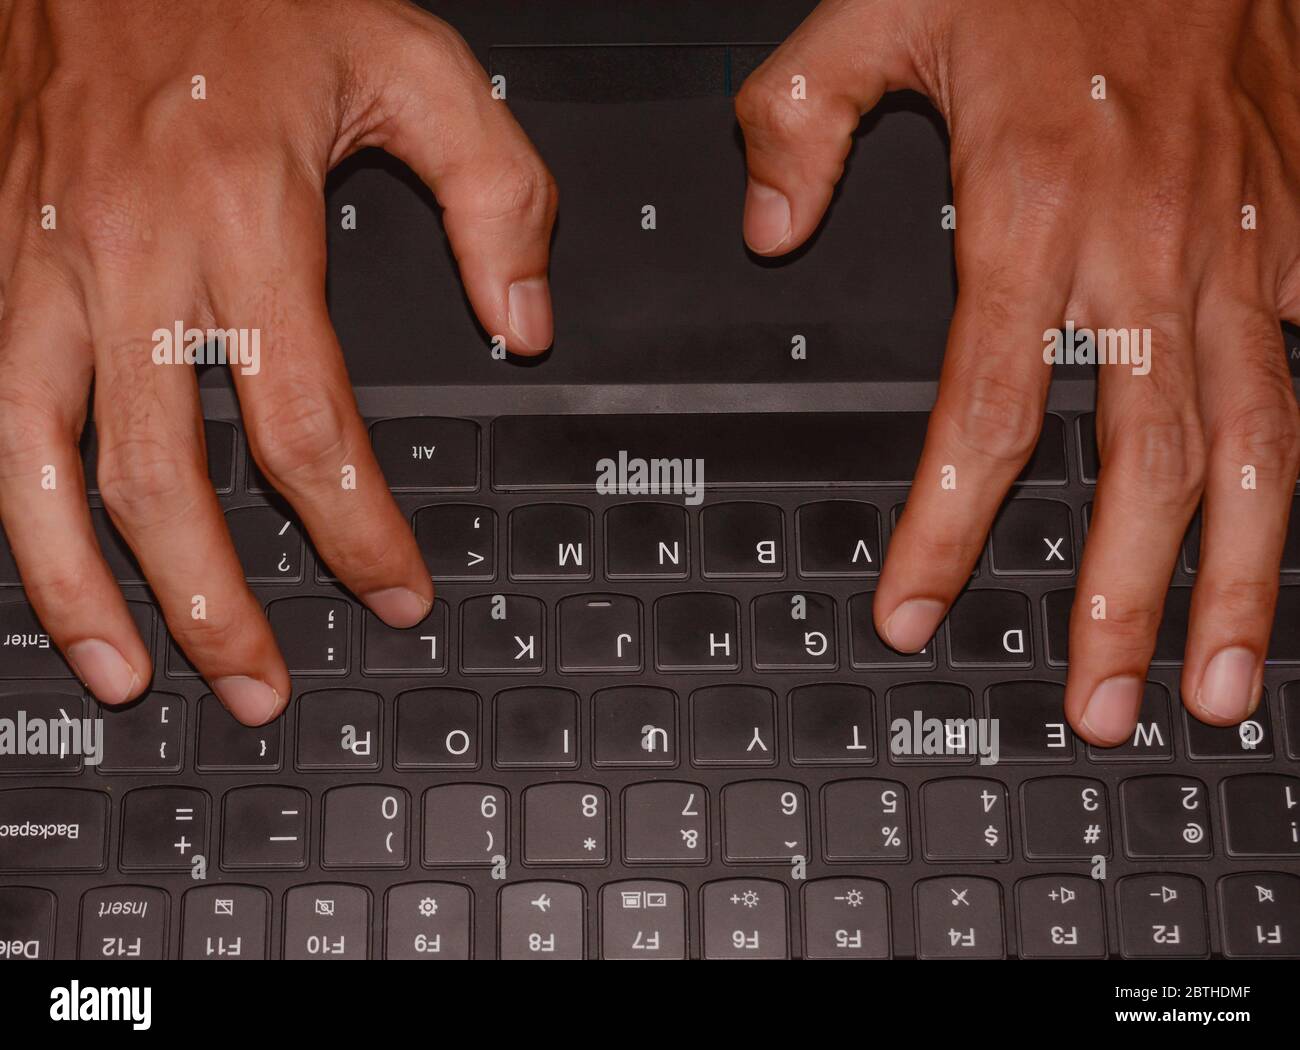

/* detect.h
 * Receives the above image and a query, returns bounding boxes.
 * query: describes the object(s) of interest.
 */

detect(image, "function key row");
[3,870,1297,959]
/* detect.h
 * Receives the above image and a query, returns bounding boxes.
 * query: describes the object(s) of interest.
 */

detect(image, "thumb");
[354,6,557,354]
[735,0,927,255]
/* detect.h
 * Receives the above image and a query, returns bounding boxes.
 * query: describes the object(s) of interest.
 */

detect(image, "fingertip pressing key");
[66,638,141,704]
[1194,646,1260,724]
[213,675,283,725]
[880,598,946,653]
[1081,674,1144,746]
[363,585,432,629]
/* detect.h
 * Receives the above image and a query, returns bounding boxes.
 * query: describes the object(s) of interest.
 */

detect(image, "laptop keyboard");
[1,409,1298,959]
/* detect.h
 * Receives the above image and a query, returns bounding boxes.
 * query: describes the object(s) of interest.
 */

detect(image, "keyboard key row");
[4,774,1297,875]
[6,869,1296,958]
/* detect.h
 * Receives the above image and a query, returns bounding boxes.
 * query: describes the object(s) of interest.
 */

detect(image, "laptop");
[1,0,1297,961]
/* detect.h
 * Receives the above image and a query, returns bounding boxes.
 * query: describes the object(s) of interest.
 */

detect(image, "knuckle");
[1094,597,1163,647]
[1215,393,1300,478]
[25,567,88,614]
[1108,414,1206,507]
[1198,577,1277,624]
[98,435,197,525]
[0,390,57,480]
[945,372,1042,466]
[474,159,558,229]
[250,392,350,485]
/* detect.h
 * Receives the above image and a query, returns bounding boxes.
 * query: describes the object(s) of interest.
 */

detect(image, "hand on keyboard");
[0,0,555,723]
[737,0,1300,745]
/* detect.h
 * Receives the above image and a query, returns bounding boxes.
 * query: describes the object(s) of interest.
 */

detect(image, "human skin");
[736,0,1300,745]
[3,1,1298,744]
[0,0,557,723]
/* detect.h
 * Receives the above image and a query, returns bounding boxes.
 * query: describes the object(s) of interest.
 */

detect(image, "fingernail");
[1195,646,1258,724]
[744,180,792,253]
[881,599,945,653]
[364,586,432,629]
[213,676,282,725]
[67,639,139,704]
[1081,675,1144,745]
[507,277,553,352]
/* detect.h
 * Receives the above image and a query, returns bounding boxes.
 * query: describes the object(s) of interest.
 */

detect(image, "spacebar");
[492,413,929,489]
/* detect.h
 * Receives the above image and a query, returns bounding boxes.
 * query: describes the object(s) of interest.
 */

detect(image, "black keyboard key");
[702,501,784,578]
[914,876,1005,958]
[494,687,577,768]
[796,500,880,577]
[601,880,687,960]
[1121,776,1212,858]
[557,593,642,672]
[1021,413,1067,484]
[702,879,788,959]
[789,683,875,764]
[182,885,270,960]
[1016,875,1106,958]
[822,779,909,862]
[323,786,409,868]
[509,504,593,580]
[989,499,1074,575]
[0,788,107,872]
[1086,682,1174,761]
[0,601,73,678]
[0,886,55,958]
[221,786,309,870]
[385,882,473,960]
[622,781,708,864]
[604,502,689,579]
[885,682,977,764]
[984,681,1072,762]
[691,685,776,766]
[369,417,479,491]
[97,692,184,774]
[591,686,677,767]
[946,589,1032,667]
[0,691,85,773]
[120,786,209,872]
[803,878,891,959]
[1184,699,1273,759]
[1218,872,1300,958]
[394,688,480,770]
[848,591,936,668]
[268,596,349,675]
[90,508,143,582]
[422,784,507,867]
[493,412,930,489]
[362,601,448,675]
[284,884,370,959]
[1271,589,1300,662]
[0,526,18,585]
[196,693,281,772]
[921,778,1010,861]
[225,505,303,582]
[79,886,168,959]
[722,780,808,863]
[499,881,584,959]
[1021,777,1110,859]
[1222,774,1300,856]
[1042,587,1072,666]
[413,504,496,581]
[1285,682,1300,759]
[1077,412,1099,484]
[1152,585,1192,665]
[296,689,380,770]
[654,592,739,671]
[751,591,837,670]
[523,783,609,864]
[460,594,544,674]
[1118,874,1208,958]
